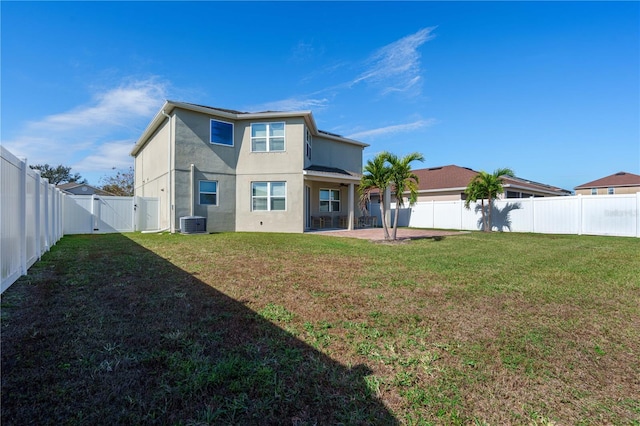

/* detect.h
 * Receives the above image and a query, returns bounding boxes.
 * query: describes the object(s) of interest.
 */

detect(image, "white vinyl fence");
[1,146,160,293]
[1,146,65,293]
[372,193,640,238]
[64,195,159,234]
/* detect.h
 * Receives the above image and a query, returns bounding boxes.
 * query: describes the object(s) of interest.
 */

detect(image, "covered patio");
[303,165,371,231]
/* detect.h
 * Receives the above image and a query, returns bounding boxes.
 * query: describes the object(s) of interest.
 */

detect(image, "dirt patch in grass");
[2,231,639,425]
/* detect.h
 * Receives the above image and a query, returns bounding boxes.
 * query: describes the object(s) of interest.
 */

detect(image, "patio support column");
[348,183,354,230]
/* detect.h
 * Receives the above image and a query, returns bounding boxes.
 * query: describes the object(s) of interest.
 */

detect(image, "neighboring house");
[574,171,640,195]
[57,182,115,196]
[370,165,571,203]
[130,101,367,233]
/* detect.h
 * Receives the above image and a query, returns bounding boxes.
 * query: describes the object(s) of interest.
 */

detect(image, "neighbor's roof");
[574,171,640,189]
[130,100,368,156]
[56,182,115,196]
[412,165,478,191]
[411,165,571,196]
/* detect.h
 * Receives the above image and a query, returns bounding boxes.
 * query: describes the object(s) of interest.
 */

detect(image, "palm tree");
[386,152,425,240]
[359,152,392,240]
[464,168,515,232]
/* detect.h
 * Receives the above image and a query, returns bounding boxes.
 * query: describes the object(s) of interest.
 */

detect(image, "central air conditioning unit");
[180,216,207,234]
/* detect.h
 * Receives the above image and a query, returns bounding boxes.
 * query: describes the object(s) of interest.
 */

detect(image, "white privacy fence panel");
[1,146,64,293]
[2,146,160,293]
[64,195,158,234]
[65,195,135,234]
[136,196,159,232]
[372,193,640,238]
[580,194,639,237]
[64,195,159,234]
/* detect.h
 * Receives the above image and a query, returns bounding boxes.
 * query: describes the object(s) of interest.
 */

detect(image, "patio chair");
[311,216,325,229]
[320,215,333,228]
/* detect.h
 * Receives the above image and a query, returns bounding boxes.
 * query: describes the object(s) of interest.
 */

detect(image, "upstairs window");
[305,128,312,160]
[252,182,286,211]
[251,122,285,152]
[210,119,234,146]
[199,180,218,205]
[319,189,340,212]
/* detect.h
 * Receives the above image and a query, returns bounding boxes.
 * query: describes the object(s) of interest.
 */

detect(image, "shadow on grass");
[1,233,398,425]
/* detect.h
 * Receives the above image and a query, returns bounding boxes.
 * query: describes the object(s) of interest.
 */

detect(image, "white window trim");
[591,188,597,195]
[319,188,341,212]
[210,119,234,147]
[305,127,312,159]
[607,187,615,195]
[199,180,218,206]
[250,122,286,152]
[252,181,287,211]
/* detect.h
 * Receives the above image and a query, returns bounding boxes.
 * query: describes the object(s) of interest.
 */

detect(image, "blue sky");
[2,1,638,191]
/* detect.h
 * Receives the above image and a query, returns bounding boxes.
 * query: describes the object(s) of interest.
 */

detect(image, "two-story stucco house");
[131,101,367,233]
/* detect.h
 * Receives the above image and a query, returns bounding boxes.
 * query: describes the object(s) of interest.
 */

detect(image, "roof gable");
[131,100,368,156]
[410,165,570,195]
[574,171,640,189]
[412,165,478,190]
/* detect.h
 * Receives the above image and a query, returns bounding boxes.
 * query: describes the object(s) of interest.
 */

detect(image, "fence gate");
[64,195,158,234]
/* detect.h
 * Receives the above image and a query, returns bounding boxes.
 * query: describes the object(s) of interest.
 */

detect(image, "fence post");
[43,179,50,251]
[34,171,41,259]
[531,196,536,234]
[19,157,27,276]
[431,200,435,229]
[636,192,640,238]
[577,194,582,236]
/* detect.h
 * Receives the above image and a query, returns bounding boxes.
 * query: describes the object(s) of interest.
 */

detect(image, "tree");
[100,167,134,196]
[464,168,515,232]
[29,164,86,185]
[386,152,425,240]
[359,152,392,240]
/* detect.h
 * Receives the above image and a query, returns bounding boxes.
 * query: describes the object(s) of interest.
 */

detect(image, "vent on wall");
[180,216,207,234]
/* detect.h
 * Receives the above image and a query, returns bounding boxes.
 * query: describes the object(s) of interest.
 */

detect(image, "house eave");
[303,170,362,183]
[131,100,368,157]
[502,183,571,196]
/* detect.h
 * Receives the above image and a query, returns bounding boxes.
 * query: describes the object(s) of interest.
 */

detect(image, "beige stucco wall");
[233,118,306,232]
[416,190,465,202]
[134,119,172,230]
[172,109,239,232]
[134,107,365,234]
[312,136,363,174]
[235,173,304,233]
[575,186,640,195]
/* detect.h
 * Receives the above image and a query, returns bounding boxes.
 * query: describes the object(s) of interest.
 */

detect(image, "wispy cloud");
[3,77,167,182]
[250,97,330,112]
[347,118,437,141]
[353,27,436,95]
[255,27,436,113]
[73,140,137,172]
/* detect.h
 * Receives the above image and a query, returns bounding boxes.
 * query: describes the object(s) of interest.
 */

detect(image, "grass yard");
[1,231,639,425]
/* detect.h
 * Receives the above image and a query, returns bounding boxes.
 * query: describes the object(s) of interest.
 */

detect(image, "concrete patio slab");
[310,228,467,241]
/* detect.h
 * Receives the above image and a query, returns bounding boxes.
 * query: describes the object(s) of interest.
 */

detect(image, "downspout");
[161,110,173,233]
[190,163,195,216]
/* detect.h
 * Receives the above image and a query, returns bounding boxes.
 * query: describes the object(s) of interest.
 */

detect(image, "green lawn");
[2,231,639,425]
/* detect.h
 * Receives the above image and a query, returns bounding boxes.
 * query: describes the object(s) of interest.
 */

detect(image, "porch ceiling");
[303,170,361,184]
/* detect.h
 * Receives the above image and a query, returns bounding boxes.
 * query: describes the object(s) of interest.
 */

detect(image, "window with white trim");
[251,122,285,152]
[319,189,340,212]
[210,119,234,146]
[305,128,312,160]
[252,182,286,211]
[199,180,218,205]
[591,188,597,195]
[608,187,615,195]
